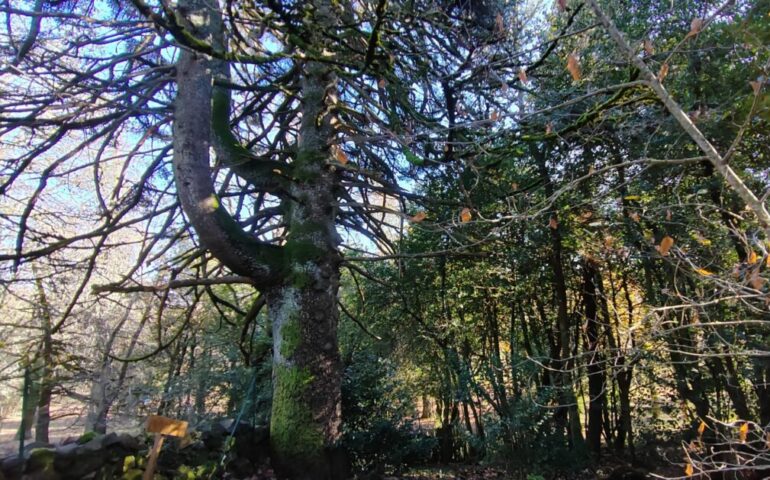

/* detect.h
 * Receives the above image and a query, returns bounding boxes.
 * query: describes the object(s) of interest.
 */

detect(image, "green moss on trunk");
[270,365,324,467]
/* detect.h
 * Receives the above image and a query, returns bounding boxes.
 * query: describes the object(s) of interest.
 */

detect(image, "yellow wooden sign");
[143,415,189,480]
[146,415,188,438]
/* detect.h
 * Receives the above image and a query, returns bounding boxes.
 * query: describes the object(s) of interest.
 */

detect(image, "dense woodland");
[1,0,770,479]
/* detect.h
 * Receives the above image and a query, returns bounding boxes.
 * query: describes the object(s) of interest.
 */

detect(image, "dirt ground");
[0,411,144,457]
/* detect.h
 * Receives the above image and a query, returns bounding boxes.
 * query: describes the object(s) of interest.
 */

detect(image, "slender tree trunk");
[34,275,53,444]
[581,259,604,457]
[535,145,584,449]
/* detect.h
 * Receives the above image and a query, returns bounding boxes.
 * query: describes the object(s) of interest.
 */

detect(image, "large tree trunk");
[171,0,344,476]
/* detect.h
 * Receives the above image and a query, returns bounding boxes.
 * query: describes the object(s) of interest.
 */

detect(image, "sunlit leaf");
[750,271,765,290]
[692,232,711,246]
[334,147,348,165]
[460,208,472,223]
[694,268,713,276]
[658,236,674,256]
[518,68,528,84]
[549,217,558,229]
[410,211,427,223]
[687,17,704,38]
[748,249,758,265]
[684,463,693,477]
[739,422,749,443]
[567,52,581,81]
[697,420,706,436]
[643,38,654,55]
[624,195,641,201]
[658,63,670,82]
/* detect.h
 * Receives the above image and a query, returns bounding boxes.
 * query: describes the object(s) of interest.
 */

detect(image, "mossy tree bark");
[171,0,343,477]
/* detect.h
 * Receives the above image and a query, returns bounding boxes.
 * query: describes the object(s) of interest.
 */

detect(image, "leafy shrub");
[341,352,436,475]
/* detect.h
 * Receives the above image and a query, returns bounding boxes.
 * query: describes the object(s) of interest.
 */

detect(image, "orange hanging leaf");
[643,38,654,55]
[739,422,749,443]
[460,208,472,223]
[750,270,765,290]
[567,52,581,81]
[750,80,762,96]
[684,463,694,477]
[697,420,707,436]
[518,68,529,84]
[748,249,758,265]
[658,63,670,82]
[659,235,675,256]
[334,147,349,165]
[549,217,558,229]
[687,17,704,38]
[410,211,427,223]
[495,12,505,34]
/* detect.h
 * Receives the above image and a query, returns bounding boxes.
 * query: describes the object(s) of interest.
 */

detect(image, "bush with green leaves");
[341,352,436,475]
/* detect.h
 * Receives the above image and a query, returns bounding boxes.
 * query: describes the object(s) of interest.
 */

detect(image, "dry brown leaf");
[643,38,654,55]
[750,80,762,96]
[460,207,472,223]
[378,78,386,88]
[490,110,499,122]
[739,422,749,443]
[334,147,349,165]
[659,235,674,256]
[545,122,553,135]
[580,211,593,222]
[658,63,670,82]
[410,211,427,223]
[748,249,758,265]
[687,17,704,38]
[567,52,581,81]
[549,217,558,229]
[495,12,504,34]
[629,212,641,223]
[518,68,528,84]
[511,182,519,190]
[750,270,765,290]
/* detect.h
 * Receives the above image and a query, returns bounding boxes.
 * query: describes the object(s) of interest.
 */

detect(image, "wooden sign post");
[143,415,188,480]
